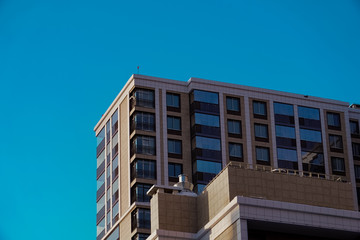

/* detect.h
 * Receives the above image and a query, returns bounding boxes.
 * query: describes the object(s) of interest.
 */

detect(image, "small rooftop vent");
[350,104,360,109]
[173,174,197,197]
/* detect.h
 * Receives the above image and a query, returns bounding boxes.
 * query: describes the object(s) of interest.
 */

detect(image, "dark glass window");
[195,136,221,151]
[131,159,156,180]
[274,102,294,116]
[106,120,111,143]
[131,135,156,155]
[350,121,360,135]
[193,160,221,174]
[112,156,119,181]
[329,134,343,150]
[166,93,180,108]
[298,106,320,120]
[131,208,150,230]
[353,143,360,157]
[227,120,241,135]
[97,172,105,199]
[97,217,105,240]
[355,165,360,180]
[226,97,240,113]
[275,125,296,139]
[167,116,181,131]
[112,179,119,204]
[132,233,150,240]
[111,110,119,134]
[131,183,152,203]
[97,127,106,157]
[327,112,341,129]
[168,163,182,179]
[194,113,220,127]
[254,124,268,139]
[277,148,297,162]
[301,151,324,166]
[134,89,155,108]
[253,101,267,117]
[112,201,119,223]
[168,139,182,155]
[300,129,322,143]
[229,143,243,158]
[132,112,155,131]
[106,226,119,240]
[193,90,219,104]
[195,184,206,194]
[256,147,270,164]
[331,157,345,174]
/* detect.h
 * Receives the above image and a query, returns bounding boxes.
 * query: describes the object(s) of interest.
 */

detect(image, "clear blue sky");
[0,1,359,239]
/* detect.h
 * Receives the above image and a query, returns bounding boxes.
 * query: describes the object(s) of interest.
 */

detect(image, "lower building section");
[148,196,360,240]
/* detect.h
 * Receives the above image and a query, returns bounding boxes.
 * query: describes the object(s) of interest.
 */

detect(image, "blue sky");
[0,1,359,239]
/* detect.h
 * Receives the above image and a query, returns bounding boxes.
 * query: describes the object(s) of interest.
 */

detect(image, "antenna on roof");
[137,66,140,74]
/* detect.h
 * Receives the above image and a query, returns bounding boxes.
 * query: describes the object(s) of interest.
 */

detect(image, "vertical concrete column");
[236,219,248,240]
[319,108,330,177]
[219,91,227,168]
[294,105,303,172]
[344,111,359,211]
[244,96,253,168]
[162,89,169,186]
[155,88,162,185]
[269,100,278,168]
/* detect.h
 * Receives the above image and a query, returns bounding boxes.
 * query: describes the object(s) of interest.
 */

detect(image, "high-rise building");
[94,75,360,240]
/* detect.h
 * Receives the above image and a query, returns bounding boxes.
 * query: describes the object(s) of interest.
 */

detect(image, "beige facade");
[94,74,360,240]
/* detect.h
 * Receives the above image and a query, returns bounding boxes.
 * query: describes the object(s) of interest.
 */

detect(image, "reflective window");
[355,165,360,180]
[254,124,268,139]
[97,217,105,237]
[226,97,240,112]
[195,136,221,151]
[253,101,267,116]
[97,172,105,192]
[327,112,341,128]
[106,226,119,240]
[131,183,152,203]
[168,163,182,178]
[106,121,111,143]
[301,151,324,165]
[112,132,119,156]
[277,148,297,162]
[132,233,150,240]
[111,110,118,134]
[300,129,322,143]
[193,90,219,104]
[97,127,106,156]
[112,156,119,180]
[194,160,221,174]
[97,150,105,169]
[329,134,343,149]
[353,143,360,157]
[275,125,296,139]
[227,120,241,135]
[298,106,320,120]
[229,143,243,158]
[331,157,345,173]
[167,116,181,130]
[112,201,119,221]
[168,139,182,155]
[256,147,270,162]
[195,113,220,127]
[350,120,360,135]
[274,102,294,116]
[112,179,119,203]
[106,211,111,231]
[134,89,155,108]
[131,208,150,230]
[131,159,156,180]
[166,93,180,108]
[97,195,105,214]
[133,112,155,131]
[132,135,156,155]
